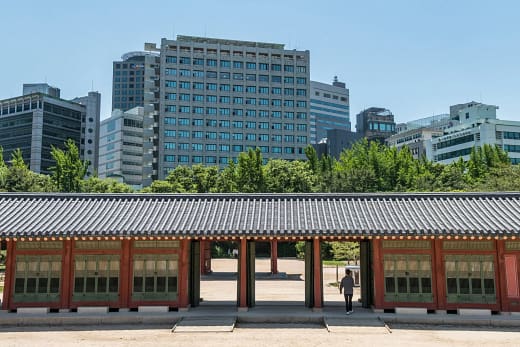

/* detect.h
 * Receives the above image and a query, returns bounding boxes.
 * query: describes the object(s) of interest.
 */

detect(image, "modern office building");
[310,77,349,144]
[0,85,100,175]
[143,35,310,179]
[355,107,396,143]
[313,129,362,159]
[99,107,146,189]
[71,92,101,176]
[112,51,160,112]
[386,127,444,159]
[428,117,520,165]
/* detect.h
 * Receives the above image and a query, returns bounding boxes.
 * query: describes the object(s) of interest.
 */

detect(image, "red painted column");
[270,239,278,275]
[433,239,446,310]
[372,238,384,309]
[59,239,73,309]
[178,239,190,309]
[2,239,15,310]
[495,239,505,312]
[313,238,322,309]
[200,240,206,274]
[119,239,131,308]
[238,238,247,308]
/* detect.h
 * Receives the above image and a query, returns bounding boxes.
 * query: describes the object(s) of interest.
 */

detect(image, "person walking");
[340,269,355,315]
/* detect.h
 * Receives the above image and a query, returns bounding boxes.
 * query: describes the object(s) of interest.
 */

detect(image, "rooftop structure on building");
[145,34,310,180]
[310,77,350,144]
[355,107,396,143]
[386,127,444,159]
[0,85,100,175]
[313,129,362,159]
[22,83,61,98]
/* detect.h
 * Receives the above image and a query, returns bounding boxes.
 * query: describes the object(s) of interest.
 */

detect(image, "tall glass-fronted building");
[153,35,310,178]
[310,78,350,144]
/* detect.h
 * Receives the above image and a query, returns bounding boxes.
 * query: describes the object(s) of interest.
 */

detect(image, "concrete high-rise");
[145,35,311,179]
[355,107,396,143]
[310,77,350,144]
[0,85,100,175]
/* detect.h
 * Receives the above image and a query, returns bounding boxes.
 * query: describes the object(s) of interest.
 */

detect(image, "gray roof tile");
[0,192,520,238]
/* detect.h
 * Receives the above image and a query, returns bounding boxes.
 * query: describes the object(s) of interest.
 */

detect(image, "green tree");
[82,177,133,193]
[236,148,265,192]
[50,139,88,192]
[4,149,54,192]
[215,160,238,193]
[264,159,315,193]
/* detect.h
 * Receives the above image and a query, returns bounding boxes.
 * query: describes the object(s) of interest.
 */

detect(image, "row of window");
[368,122,395,132]
[164,69,307,84]
[164,110,307,120]
[163,120,307,130]
[164,101,307,113]
[114,70,144,76]
[163,133,307,143]
[166,56,307,72]
[165,87,307,98]
[434,134,475,150]
[164,147,303,163]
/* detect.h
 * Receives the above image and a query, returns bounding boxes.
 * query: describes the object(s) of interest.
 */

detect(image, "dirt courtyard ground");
[1,259,519,346]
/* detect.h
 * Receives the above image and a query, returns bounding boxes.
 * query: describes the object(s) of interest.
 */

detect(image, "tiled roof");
[0,192,519,238]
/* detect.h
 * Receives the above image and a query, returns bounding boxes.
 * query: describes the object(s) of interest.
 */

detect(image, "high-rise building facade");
[0,85,100,175]
[355,107,396,143]
[152,35,310,179]
[310,77,350,144]
[112,51,160,111]
[98,107,145,188]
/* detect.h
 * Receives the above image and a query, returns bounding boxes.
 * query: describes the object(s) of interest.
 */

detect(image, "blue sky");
[1,0,519,126]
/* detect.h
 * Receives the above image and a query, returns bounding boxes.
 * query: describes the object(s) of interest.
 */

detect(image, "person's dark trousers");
[344,294,353,312]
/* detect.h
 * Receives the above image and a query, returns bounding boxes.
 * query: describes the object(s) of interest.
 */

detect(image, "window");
[165,68,177,76]
[297,112,307,119]
[14,255,61,301]
[166,56,177,63]
[284,135,295,142]
[220,96,230,103]
[272,135,282,142]
[194,107,204,114]
[272,99,282,107]
[132,254,177,301]
[219,157,229,164]
[232,145,243,152]
[284,146,295,153]
[246,86,256,93]
[259,110,269,118]
[164,155,176,162]
[74,255,119,301]
[233,109,243,116]
[206,156,217,164]
[220,72,230,79]
[220,132,230,140]
[246,98,256,105]
[165,105,177,113]
[192,143,203,151]
[165,93,177,100]
[207,71,217,78]
[179,93,190,101]
[206,132,217,139]
[178,143,189,150]
[192,119,204,126]
[272,87,282,95]
[296,77,307,85]
[192,70,204,78]
[220,108,231,116]
[164,142,176,149]
[207,59,217,66]
[284,112,294,119]
[297,124,307,131]
[259,75,269,82]
[259,122,269,129]
[297,101,307,107]
[296,66,307,72]
[232,121,243,128]
[179,106,190,113]
[220,144,230,151]
[271,76,281,83]
[179,57,191,64]
[284,88,294,95]
[193,82,204,90]
[233,97,243,104]
[179,81,190,89]
[233,85,244,92]
[193,94,204,102]
[259,63,268,70]
[258,134,269,141]
[445,254,496,304]
[297,89,307,96]
[233,61,243,69]
[284,65,294,72]
[272,146,282,153]
[178,130,189,138]
[284,123,295,130]
[179,69,190,76]
[384,254,433,303]
[272,111,281,118]
[246,133,256,141]
[179,155,189,163]
[206,83,217,91]
[259,87,269,94]
[219,120,230,127]
[246,110,256,117]
[246,121,256,129]
[193,58,204,65]
[192,131,203,138]
[246,62,256,70]
[220,84,230,91]
[220,60,231,68]
[233,133,243,140]
[206,95,217,103]
[271,64,281,71]
[164,130,176,137]
[259,98,269,106]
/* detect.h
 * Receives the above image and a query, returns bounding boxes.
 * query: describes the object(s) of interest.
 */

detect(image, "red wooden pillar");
[270,239,278,275]
[59,239,73,309]
[238,238,247,308]
[178,239,190,309]
[433,239,446,310]
[2,239,15,310]
[312,238,322,309]
[119,239,131,308]
[372,238,384,309]
[495,239,505,312]
[200,240,212,275]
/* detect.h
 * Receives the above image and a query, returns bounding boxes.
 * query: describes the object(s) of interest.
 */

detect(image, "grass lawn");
[322,260,346,266]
